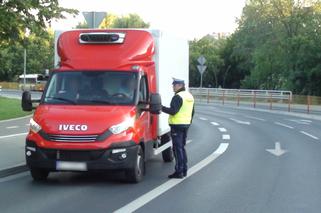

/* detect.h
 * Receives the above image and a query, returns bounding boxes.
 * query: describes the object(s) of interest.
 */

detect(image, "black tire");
[30,168,49,181]
[161,134,174,162]
[126,146,145,183]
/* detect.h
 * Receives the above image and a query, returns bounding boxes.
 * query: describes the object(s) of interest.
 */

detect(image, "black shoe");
[168,172,184,179]
[183,171,187,177]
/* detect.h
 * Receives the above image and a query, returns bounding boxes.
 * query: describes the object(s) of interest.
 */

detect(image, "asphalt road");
[0,104,321,213]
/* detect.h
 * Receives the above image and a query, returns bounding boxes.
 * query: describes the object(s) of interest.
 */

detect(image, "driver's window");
[139,76,148,102]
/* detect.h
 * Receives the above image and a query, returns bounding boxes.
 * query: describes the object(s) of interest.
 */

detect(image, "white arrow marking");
[266,142,287,156]
[229,118,251,125]
[211,122,219,126]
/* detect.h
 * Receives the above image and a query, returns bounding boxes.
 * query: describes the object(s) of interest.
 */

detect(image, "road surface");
[0,104,320,213]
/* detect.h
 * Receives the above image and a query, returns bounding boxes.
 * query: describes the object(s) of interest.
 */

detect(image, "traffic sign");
[197,55,206,65]
[83,12,107,28]
[197,65,207,74]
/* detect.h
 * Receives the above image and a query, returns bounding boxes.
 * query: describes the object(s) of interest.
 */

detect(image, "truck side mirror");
[21,91,33,111]
[150,93,162,114]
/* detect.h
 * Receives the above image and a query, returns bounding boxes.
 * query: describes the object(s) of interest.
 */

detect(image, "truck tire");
[126,146,144,183]
[161,134,174,162]
[30,168,49,181]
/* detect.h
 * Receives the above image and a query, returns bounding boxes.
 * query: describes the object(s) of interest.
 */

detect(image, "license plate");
[56,161,87,171]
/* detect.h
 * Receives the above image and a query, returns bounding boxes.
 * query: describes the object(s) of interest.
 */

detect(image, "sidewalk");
[196,97,321,116]
[196,101,321,121]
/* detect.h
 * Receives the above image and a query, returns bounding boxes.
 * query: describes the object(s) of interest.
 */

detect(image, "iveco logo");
[58,124,88,131]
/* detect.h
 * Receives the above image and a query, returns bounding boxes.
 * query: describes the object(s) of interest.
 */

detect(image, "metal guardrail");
[190,88,293,111]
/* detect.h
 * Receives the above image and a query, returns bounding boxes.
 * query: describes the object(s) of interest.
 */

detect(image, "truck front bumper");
[25,140,139,172]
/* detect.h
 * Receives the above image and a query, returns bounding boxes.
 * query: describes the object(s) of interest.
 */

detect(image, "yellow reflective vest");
[169,91,194,125]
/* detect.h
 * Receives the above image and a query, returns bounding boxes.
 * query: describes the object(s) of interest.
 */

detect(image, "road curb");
[0,164,28,178]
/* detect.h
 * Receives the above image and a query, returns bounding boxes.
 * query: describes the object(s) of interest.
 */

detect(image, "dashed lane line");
[6,126,19,129]
[300,131,319,140]
[218,127,227,132]
[199,117,208,121]
[114,143,229,213]
[0,132,28,140]
[243,115,266,121]
[300,119,312,123]
[229,118,251,125]
[222,134,230,140]
[274,122,294,129]
[211,122,219,126]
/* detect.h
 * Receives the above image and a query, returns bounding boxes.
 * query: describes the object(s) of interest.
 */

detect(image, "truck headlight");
[109,118,134,135]
[29,118,42,133]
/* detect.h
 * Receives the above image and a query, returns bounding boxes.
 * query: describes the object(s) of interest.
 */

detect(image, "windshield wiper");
[87,99,114,104]
[46,97,76,104]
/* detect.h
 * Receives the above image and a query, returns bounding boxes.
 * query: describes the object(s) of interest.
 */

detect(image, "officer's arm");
[162,95,183,115]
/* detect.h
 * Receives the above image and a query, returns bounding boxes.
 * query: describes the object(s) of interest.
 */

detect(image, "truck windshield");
[43,71,138,105]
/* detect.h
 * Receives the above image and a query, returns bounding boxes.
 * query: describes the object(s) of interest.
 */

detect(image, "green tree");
[76,13,150,29]
[233,0,321,95]
[189,35,223,87]
[0,0,77,44]
[0,30,54,81]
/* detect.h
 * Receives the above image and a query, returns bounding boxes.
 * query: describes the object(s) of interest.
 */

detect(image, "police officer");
[162,78,194,179]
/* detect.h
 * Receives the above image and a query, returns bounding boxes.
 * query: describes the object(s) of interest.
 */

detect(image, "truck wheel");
[126,146,144,183]
[30,168,49,181]
[161,134,174,162]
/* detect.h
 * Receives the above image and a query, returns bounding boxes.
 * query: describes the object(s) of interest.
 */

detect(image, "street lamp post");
[23,29,30,91]
[23,48,26,90]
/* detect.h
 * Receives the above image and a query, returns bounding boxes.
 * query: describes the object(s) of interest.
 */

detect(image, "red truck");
[21,29,189,182]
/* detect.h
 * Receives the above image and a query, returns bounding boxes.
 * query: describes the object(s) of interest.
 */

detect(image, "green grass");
[0,97,32,120]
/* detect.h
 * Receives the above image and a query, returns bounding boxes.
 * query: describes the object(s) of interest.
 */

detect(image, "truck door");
[138,75,152,142]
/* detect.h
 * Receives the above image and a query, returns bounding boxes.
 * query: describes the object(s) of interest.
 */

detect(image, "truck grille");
[48,134,98,142]
[41,149,106,161]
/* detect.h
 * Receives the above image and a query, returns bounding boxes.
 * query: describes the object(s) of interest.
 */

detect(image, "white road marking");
[114,143,229,213]
[0,115,31,123]
[287,119,310,125]
[243,115,266,121]
[186,139,192,144]
[6,126,19,129]
[26,124,30,126]
[300,119,312,123]
[274,122,294,129]
[266,142,287,157]
[212,110,236,115]
[199,117,208,121]
[229,118,251,125]
[210,122,219,126]
[218,127,227,132]
[300,131,319,140]
[0,132,28,139]
[154,141,172,155]
[222,134,230,140]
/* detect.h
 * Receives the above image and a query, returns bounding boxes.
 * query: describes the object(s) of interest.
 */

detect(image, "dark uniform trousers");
[171,125,189,174]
